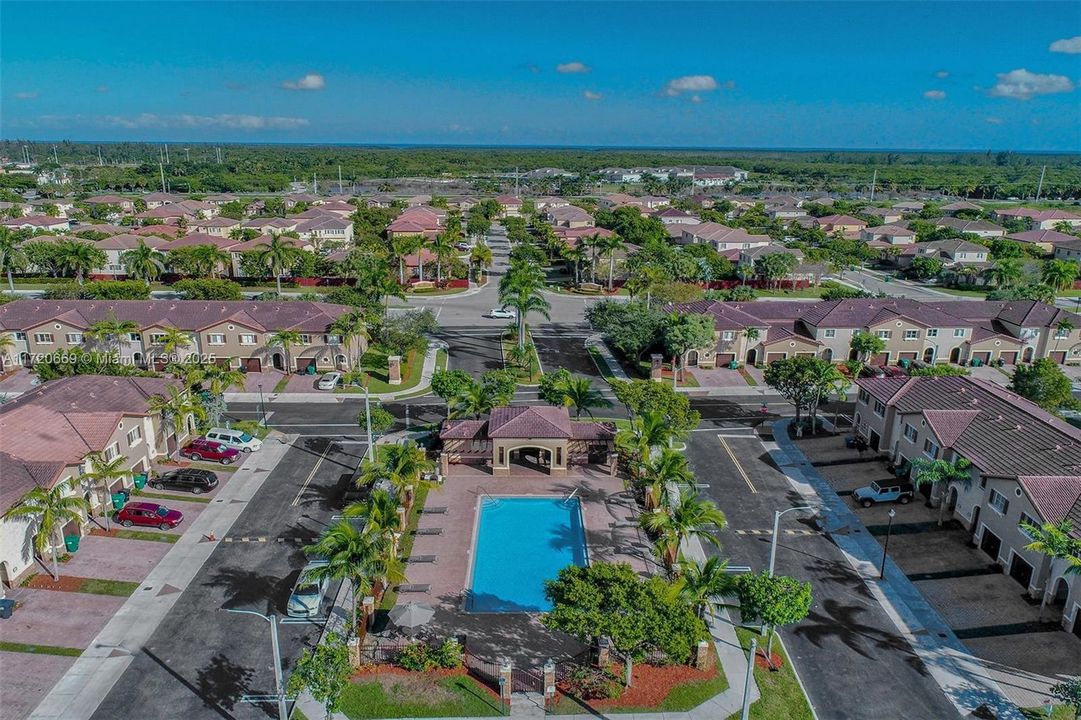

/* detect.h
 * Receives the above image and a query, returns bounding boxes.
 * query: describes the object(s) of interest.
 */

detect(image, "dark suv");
[150,468,219,495]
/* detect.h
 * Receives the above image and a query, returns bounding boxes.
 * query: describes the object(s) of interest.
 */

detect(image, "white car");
[204,427,263,453]
[487,308,517,319]
[317,372,342,391]
[456,241,472,251]
[287,560,329,617]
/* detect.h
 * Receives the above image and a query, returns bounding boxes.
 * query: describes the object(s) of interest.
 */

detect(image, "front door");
[980,528,1002,562]
[869,430,881,451]
[1009,554,1034,589]
[1050,351,1067,364]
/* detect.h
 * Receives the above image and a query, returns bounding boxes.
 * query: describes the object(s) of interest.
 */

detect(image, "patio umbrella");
[388,602,435,636]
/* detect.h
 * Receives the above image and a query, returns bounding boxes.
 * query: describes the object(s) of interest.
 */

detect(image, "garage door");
[1050,351,1067,364]
[972,352,991,364]
[296,358,317,373]
[716,353,735,365]
[766,352,786,363]
[1009,554,1034,589]
[871,352,889,367]
[980,528,1002,561]
[243,358,261,372]
[898,352,918,361]
[999,352,1017,365]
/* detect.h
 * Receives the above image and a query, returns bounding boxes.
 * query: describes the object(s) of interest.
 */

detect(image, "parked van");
[204,427,263,453]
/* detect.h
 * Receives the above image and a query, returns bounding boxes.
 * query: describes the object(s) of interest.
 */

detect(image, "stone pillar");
[695,640,714,671]
[396,506,408,530]
[388,355,402,385]
[499,661,513,702]
[362,596,375,630]
[650,354,663,382]
[543,659,556,707]
[348,634,361,668]
[595,636,611,667]
[439,452,450,476]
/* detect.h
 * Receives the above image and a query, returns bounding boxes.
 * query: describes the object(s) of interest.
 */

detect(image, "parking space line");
[291,441,333,507]
[718,435,758,494]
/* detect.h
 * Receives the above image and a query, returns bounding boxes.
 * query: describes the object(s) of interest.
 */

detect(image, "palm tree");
[379,441,436,510]
[562,244,588,288]
[370,272,406,320]
[302,519,404,628]
[187,363,245,426]
[55,239,106,284]
[640,448,693,510]
[450,381,496,419]
[499,263,552,350]
[1021,520,1081,619]
[343,488,402,534]
[3,478,90,580]
[428,232,456,284]
[676,556,737,621]
[986,258,1023,289]
[79,451,129,531]
[120,239,166,286]
[1054,318,1075,355]
[148,385,205,455]
[615,410,679,478]
[911,457,973,525]
[0,332,14,371]
[256,234,303,294]
[1042,260,1080,293]
[596,234,626,291]
[329,311,369,370]
[156,326,193,364]
[0,227,26,293]
[86,314,140,354]
[560,376,611,420]
[470,241,493,283]
[191,244,231,279]
[391,234,423,285]
[640,488,727,574]
[268,329,302,373]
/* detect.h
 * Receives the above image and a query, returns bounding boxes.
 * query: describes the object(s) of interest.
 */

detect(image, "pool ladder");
[564,488,579,503]
[478,486,500,506]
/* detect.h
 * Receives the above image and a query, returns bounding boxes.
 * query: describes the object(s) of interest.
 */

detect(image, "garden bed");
[25,574,139,597]
[551,654,727,714]
[501,330,543,384]
[726,629,813,720]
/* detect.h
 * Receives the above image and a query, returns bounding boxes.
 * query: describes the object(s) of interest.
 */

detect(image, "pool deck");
[381,463,654,663]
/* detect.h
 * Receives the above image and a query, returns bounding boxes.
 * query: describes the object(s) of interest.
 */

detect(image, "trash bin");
[971,358,983,367]
[306,364,316,376]
[900,359,911,369]
[0,599,14,619]
[111,492,127,511]
[64,535,80,553]
[728,360,740,370]
[133,474,148,490]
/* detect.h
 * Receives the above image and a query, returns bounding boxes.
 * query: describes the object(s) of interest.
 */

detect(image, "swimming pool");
[467,496,588,613]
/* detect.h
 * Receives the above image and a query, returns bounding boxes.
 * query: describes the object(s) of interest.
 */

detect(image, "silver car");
[317,372,341,391]
[287,560,329,617]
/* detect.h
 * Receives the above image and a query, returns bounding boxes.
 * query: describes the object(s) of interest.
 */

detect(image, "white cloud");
[664,75,718,97]
[281,72,325,91]
[14,91,38,99]
[935,70,950,79]
[556,61,590,74]
[923,90,946,100]
[1050,36,1081,54]
[29,113,309,130]
[986,116,1004,125]
[988,68,1074,100]
[582,90,603,101]
[689,95,703,104]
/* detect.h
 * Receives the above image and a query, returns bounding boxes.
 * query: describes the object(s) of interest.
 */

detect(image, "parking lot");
[799,433,1081,708]
[531,333,602,379]
[441,329,505,378]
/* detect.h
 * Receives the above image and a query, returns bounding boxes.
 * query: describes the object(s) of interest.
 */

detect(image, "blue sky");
[2,1,1079,150]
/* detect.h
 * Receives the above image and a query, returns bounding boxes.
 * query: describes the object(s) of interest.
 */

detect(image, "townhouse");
[898,238,989,269]
[386,206,445,240]
[495,195,522,218]
[143,192,183,209]
[851,375,1081,632]
[995,208,1081,230]
[671,298,1081,369]
[0,375,193,587]
[0,299,358,373]
[861,224,917,245]
[692,166,748,186]
[932,217,1006,238]
[863,207,906,225]
[814,214,867,237]
[84,195,136,214]
[1008,229,1080,255]
[546,205,595,229]
[652,207,701,225]
[94,233,171,277]
[0,215,71,233]
[677,222,771,252]
[188,216,242,237]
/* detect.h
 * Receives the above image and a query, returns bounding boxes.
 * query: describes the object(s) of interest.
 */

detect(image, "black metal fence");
[465,653,502,693]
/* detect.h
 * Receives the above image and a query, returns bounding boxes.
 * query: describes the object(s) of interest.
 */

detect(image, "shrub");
[564,665,623,700]
[174,278,243,300]
[397,642,435,671]
[433,638,463,669]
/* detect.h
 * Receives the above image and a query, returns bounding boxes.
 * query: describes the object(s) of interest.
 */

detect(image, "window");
[34,332,54,344]
[927,329,939,338]
[14,332,26,340]
[988,488,1009,515]
[103,442,120,461]
[722,331,735,342]
[1056,326,1070,339]
[149,333,166,344]
[858,389,870,404]
[326,334,342,345]
[904,330,919,341]
[126,425,142,445]
[824,329,836,338]
[207,333,225,345]
[128,332,140,342]
[873,400,886,417]
[1018,512,1038,537]
[923,438,940,459]
[298,334,312,344]
[904,424,918,442]
[954,328,966,338]
[66,333,83,344]
[876,330,892,339]
[239,334,257,345]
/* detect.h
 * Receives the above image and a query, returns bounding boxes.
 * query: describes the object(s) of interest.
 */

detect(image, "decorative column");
[543,659,556,708]
[595,636,611,667]
[362,595,375,630]
[388,355,402,385]
[499,661,513,702]
[650,354,663,382]
[695,640,714,671]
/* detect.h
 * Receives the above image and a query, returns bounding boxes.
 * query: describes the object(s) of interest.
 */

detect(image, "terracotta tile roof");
[1017,477,1081,534]
[1007,229,1078,245]
[96,233,170,250]
[570,422,615,440]
[923,409,981,448]
[162,233,238,251]
[672,300,765,330]
[439,419,488,440]
[488,406,574,438]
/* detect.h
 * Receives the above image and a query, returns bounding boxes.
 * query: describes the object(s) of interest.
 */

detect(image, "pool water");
[467,497,587,613]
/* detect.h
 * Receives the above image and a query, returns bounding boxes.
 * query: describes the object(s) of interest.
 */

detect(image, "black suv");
[150,468,219,495]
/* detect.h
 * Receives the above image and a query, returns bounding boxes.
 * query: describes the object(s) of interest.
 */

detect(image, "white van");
[204,427,263,453]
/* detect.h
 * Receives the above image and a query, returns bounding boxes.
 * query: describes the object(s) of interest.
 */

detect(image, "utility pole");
[159,162,167,193]
[1035,165,1047,202]
[185,147,190,162]
[869,169,877,202]
[52,145,59,164]
[164,144,170,164]
[514,166,519,198]
[98,146,104,166]
[338,164,343,195]
[313,173,317,194]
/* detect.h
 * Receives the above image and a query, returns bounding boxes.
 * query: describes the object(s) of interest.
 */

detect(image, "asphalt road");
[683,416,959,720]
[836,269,964,302]
[92,437,366,720]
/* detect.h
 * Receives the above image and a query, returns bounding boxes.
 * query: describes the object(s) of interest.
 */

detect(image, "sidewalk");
[28,433,298,720]
[223,339,446,404]
[770,418,1024,720]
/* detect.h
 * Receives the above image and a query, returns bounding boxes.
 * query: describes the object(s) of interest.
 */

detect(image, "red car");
[115,502,184,530]
[181,438,240,465]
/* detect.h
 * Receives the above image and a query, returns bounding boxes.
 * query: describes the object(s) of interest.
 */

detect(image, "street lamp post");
[768,506,815,576]
[222,608,288,720]
[739,636,758,720]
[362,385,374,462]
[257,383,267,428]
[879,508,897,579]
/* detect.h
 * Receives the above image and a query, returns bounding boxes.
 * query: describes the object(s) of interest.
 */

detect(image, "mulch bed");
[89,528,121,538]
[557,660,721,709]
[753,648,785,671]
[25,574,89,593]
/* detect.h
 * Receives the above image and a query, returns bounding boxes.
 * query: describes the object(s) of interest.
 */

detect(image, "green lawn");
[228,420,271,439]
[0,640,84,657]
[586,345,618,381]
[272,375,291,393]
[134,488,212,504]
[547,284,631,297]
[114,529,179,544]
[502,330,543,384]
[393,349,447,400]
[633,359,699,387]
[725,629,813,720]
[379,483,431,613]
[756,287,827,299]
[338,674,505,719]
[1021,706,1076,720]
[933,286,988,298]
[78,578,140,597]
[336,346,424,395]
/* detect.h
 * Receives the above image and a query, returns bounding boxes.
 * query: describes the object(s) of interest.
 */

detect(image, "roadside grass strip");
[0,641,84,657]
